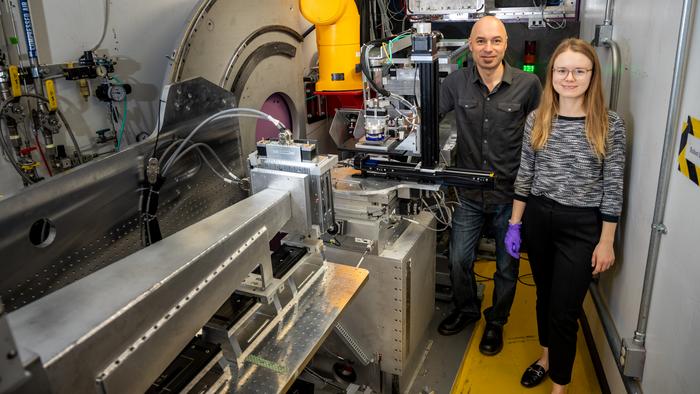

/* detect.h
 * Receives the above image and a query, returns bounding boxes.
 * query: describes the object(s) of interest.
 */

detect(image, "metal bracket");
[651,223,668,234]
[528,16,546,29]
[593,24,614,47]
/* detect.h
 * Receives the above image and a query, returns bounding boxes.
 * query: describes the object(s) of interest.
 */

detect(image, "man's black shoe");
[479,323,504,355]
[438,311,479,336]
[520,362,548,387]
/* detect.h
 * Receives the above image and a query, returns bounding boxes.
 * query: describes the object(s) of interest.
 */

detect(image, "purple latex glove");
[504,222,522,259]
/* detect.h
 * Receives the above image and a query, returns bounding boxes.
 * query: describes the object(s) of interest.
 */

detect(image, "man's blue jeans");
[448,198,519,326]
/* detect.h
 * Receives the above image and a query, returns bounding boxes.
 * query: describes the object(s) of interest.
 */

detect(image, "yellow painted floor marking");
[451,257,601,394]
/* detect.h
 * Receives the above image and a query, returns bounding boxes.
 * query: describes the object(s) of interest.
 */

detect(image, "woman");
[504,38,626,393]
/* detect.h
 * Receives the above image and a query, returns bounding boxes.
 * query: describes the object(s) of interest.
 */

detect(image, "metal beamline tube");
[588,285,643,393]
[602,38,621,111]
[635,0,697,344]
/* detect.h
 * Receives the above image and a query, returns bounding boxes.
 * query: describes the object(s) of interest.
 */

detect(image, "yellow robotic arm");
[300,0,363,91]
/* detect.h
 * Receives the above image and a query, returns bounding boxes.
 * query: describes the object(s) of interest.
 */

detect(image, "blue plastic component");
[19,0,37,60]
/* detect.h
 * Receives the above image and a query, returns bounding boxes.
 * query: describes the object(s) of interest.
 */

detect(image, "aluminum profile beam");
[8,188,291,393]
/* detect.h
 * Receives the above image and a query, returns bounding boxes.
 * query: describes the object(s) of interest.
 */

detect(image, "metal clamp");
[651,223,668,234]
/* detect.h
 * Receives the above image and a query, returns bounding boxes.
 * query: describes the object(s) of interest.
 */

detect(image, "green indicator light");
[523,64,535,73]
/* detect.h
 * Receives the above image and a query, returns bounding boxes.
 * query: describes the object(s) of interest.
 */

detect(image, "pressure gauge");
[96,65,108,77]
[96,82,132,102]
[109,85,128,102]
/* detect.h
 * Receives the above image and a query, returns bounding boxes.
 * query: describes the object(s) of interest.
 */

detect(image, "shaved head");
[469,15,509,72]
[471,15,508,40]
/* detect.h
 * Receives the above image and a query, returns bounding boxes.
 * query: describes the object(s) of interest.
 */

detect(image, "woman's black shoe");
[520,362,548,388]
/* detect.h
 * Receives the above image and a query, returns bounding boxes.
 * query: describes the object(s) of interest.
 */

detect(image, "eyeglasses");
[553,67,592,79]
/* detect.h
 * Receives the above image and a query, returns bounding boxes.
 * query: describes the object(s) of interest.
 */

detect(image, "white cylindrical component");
[414,22,431,34]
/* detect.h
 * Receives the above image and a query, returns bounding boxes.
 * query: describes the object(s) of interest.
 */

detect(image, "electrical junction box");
[620,338,646,379]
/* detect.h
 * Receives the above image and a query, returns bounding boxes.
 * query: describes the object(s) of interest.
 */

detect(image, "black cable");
[108,102,118,136]
[302,25,315,39]
[359,30,412,97]
[304,367,345,391]
[518,273,536,287]
[474,254,536,286]
[360,39,391,96]
[0,118,34,184]
[0,94,83,183]
[3,94,84,164]
[475,272,493,282]
[150,99,165,158]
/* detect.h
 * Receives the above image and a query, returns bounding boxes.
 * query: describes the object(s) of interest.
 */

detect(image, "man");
[438,16,542,356]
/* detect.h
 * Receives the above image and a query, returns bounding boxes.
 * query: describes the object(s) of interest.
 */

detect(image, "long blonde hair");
[531,38,608,158]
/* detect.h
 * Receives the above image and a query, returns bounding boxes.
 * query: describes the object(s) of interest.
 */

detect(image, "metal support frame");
[406,0,578,21]
[7,188,292,393]
[417,59,440,169]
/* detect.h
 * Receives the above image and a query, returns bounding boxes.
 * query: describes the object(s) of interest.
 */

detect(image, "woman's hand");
[592,240,615,275]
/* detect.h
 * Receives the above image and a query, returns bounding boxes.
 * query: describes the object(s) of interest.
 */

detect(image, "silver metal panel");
[329,109,361,149]
[98,230,272,394]
[407,0,577,20]
[265,142,303,162]
[324,212,436,374]
[250,168,312,235]
[250,154,338,234]
[231,263,369,393]
[0,78,247,311]
[7,188,291,394]
[408,0,483,14]
[0,304,27,392]
[167,0,312,155]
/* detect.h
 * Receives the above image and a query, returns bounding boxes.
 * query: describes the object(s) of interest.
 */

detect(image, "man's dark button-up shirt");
[440,61,542,204]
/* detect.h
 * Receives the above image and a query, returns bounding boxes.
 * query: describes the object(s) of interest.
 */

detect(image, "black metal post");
[418,59,439,168]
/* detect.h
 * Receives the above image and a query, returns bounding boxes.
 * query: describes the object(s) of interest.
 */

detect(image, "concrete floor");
[404,300,475,393]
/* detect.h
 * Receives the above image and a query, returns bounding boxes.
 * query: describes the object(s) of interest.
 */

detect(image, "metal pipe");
[589,285,643,393]
[603,0,615,25]
[634,0,697,344]
[602,38,621,111]
[17,0,43,96]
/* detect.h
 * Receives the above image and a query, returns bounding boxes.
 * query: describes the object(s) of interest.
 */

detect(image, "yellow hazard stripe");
[679,145,690,177]
[678,117,700,185]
